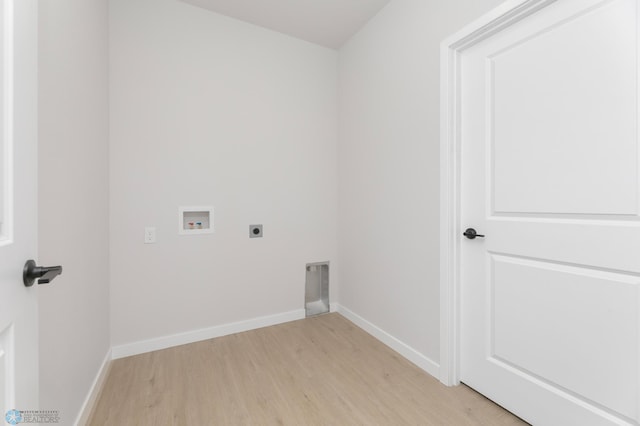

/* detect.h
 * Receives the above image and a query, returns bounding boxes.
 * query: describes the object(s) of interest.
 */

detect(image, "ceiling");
[179,0,391,49]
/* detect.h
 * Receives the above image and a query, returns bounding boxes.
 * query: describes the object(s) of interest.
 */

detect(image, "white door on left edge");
[460,0,640,424]
[0,0,39,418]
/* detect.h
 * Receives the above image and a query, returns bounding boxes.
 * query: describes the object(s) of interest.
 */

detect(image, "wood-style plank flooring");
[89,313,527,425]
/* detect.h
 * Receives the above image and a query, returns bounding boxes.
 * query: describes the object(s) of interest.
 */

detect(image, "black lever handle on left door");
[463,228,485,240]
[23,259,63,287]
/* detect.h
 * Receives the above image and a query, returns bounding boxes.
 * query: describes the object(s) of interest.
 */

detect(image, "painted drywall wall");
[337,0,504,366]
[38,0,111,422]
[109,0,338,347]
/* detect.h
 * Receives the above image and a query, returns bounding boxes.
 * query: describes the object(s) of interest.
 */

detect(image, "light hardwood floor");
[89,314,528,425]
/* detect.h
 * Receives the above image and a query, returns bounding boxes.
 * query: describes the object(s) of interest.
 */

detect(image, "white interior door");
[0,0,38,419]
[460,0,640,424]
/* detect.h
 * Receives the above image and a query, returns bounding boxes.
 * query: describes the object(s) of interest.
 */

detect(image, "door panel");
[490,0,637,216]
[0,326,9,410]
[460,0,640,424]
[0,0,38,416]
[0,0,5,238]
[491,254,638,419]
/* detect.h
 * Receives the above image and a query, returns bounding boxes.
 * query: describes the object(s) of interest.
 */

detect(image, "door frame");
[438,0,557,386]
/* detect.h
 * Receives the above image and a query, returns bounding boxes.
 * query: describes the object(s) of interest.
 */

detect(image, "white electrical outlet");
[144,227,156,244]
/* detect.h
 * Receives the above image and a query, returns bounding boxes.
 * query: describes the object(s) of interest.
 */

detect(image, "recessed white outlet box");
[144,227,156,244]
[179,206,214,235]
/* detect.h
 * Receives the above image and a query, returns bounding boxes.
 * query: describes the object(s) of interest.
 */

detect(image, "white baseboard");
[74,348,112,426]
[334,304,440,379]
[111,309,306,359]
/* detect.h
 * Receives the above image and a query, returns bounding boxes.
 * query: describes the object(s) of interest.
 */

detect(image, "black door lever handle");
[23,259,63,287]
[463,228,485,240]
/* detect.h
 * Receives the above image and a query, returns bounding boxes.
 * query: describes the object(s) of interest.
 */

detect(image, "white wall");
[35,2,513,418]
[337,0,504,366]
[109,0,338,348]
[38,0,111,422]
